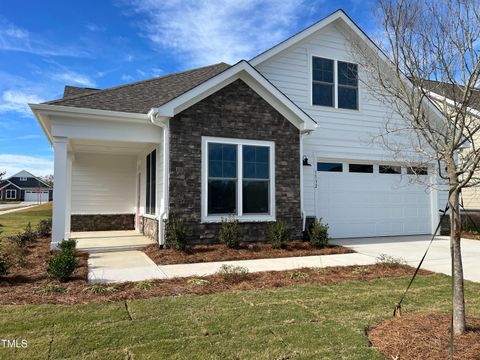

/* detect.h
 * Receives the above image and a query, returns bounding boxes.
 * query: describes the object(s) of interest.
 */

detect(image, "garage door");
[24,191,49,203]
[316,161,431,238]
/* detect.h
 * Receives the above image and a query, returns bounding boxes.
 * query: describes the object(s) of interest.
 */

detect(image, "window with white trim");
[202,137,275,222]
[6,189,16,199]
[20,177,27,181]
[312,56,359,110]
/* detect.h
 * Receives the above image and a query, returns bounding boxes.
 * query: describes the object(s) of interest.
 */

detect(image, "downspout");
[148,109,170,246]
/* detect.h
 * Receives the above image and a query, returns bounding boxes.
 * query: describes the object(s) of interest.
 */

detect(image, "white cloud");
[86,23,105,32]
[121,74,134,82]
[0,18,90,58]
[0,154,53,178]
[0,90,45,116]
[51,71,96,87]
[125,0,309,66]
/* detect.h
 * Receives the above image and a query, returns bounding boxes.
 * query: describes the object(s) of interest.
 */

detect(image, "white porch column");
[64,152,73,239]
[52,137,69,247]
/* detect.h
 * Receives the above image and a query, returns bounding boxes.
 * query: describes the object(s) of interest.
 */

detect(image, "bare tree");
[0,171,4,181]
[40,174,54,186]
[350,0,480,334]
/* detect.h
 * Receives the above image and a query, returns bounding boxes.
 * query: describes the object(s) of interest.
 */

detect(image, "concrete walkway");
[0,202,40,215]
[158,252,374,278]
[73,230,154,253]
[332,235,480,283]
[88,250,167,284]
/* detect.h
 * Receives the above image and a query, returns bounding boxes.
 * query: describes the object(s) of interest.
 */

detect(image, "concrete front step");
[72,230,155,254]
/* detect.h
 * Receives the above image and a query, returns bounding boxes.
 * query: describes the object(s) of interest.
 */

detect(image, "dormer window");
[20,177,27,181]
[312,57,359,110]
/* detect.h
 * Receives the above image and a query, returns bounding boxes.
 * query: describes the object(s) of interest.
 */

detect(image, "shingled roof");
[422,79,480,112]
[45,62,231,114]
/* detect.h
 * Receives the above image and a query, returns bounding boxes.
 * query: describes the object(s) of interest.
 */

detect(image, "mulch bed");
[369,313,480,360]
[144,241,353,265]
[0,235,431,305]
[462,232,480,240]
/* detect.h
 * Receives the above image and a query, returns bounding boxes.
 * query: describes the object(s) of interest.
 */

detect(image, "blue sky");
[0,0,377,177]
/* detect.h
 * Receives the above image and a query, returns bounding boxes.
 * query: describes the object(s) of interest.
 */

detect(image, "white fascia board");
[29,104,149,145]
[427,91,480,120]
[151,60,317,131]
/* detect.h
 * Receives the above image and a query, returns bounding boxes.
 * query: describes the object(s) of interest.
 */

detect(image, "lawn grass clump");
[268,220,290,249]
[165,212,188,251]
[352,266,372,275]
[376,253,407,268]
[289,271,310,280]
[187,278,210,286]
[219,215,240,248]
[308,218,329,248]
[135,280,156,290]
[83,284,117,295]
[35,284,69,294]
[217,264,249,283]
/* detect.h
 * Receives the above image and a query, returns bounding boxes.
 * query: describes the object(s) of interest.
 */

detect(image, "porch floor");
[72,230,155,253]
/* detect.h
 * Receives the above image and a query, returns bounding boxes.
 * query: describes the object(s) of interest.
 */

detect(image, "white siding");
[461,187,480,209]
[255,21,444,218]
[71,153,136,214]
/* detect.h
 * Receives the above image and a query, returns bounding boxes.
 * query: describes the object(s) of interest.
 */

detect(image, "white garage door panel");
[24,191,49,202]
[317,170,431,238]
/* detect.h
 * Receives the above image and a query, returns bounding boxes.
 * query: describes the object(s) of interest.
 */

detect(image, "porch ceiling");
[70,138,156,155]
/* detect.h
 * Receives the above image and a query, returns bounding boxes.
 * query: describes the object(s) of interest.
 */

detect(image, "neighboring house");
[422,79,480,210]
[30,9,447,247]
[0,170,53,202]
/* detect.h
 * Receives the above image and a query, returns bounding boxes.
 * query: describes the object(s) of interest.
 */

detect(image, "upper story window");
[337,61,358,110]
[312,57,359,110]
[145,149,156,215]
[312,57,334,107]
[20,177,27,181]
[202,137,275,222]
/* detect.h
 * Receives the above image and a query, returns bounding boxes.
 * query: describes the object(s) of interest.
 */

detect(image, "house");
[0,170,53,202]
[30,9,447,248]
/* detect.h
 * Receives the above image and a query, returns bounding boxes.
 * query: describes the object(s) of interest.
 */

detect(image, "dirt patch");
[369,313,480,360]
[144,242,353,265]
[462,232,480,240]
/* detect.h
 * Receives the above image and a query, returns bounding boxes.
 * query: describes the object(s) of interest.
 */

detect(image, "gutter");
[148,108,170,246]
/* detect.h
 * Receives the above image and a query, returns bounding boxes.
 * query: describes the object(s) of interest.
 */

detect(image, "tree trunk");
[449,188,467,334]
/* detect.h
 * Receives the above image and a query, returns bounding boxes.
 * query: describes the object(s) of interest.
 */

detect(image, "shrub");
[308,218,329,248]
[35,284,69,294]
[216,264,249,283]
[83,284,117,295]
[14,222,37,246]
[289,271,310,280]
[165,212,188,251]
[268,220,290,249]
[187,278,210,286]
[0,238,24,268]
[36,219,52,237]
[135,280,155,290]
[47,251,77,282]
[376,254,406,268]
[0,255,8,276]
[219,215,240,248]
[58,239,76,253]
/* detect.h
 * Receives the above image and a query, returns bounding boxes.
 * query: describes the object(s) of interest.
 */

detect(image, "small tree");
[351,0,480,334]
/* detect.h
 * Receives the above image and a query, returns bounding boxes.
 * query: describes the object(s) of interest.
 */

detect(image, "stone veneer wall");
[140,216,159,242]
[169,79,302,243]
[71,214,135,232]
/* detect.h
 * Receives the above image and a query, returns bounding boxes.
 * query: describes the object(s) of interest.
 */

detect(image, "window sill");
[310,103,360,112]
[141,214,158,220]
[201,215,276,223]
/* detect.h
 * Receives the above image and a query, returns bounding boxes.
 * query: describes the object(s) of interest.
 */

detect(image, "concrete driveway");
[332,235,480,283]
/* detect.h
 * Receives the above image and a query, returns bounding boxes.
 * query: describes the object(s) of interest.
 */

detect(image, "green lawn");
[0,202,52,238]
[1,274,479,359]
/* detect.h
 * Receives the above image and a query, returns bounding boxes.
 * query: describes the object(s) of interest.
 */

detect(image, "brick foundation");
[70,214,135,232]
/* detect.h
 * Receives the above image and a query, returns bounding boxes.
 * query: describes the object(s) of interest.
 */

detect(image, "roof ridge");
[45,62,230,105]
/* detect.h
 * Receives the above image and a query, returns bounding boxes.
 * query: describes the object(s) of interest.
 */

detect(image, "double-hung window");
[6,189,16,200]
[312,56,359,110]
[202,137,275,222]
[145,149,156,215]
